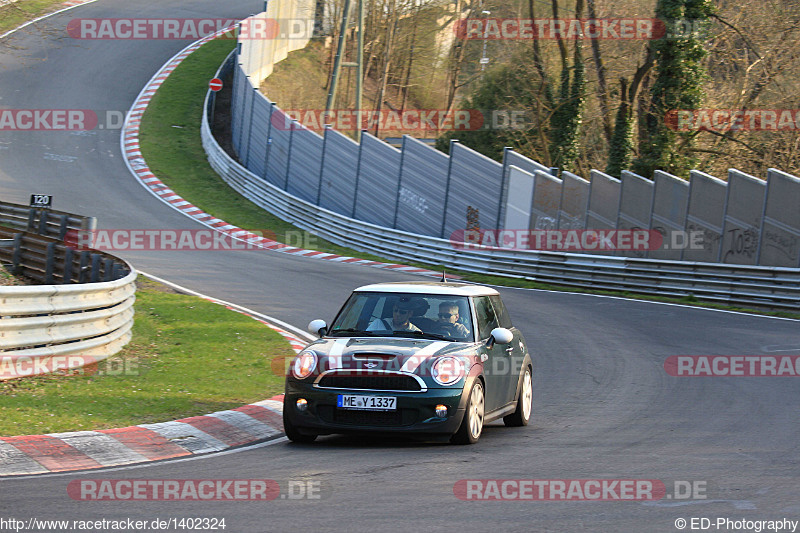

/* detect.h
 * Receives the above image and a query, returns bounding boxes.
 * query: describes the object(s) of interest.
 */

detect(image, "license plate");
[337,395,397,411]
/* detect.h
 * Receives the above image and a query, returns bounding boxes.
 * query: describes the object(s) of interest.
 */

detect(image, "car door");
[489,294,525,406]
[473,296,515,412]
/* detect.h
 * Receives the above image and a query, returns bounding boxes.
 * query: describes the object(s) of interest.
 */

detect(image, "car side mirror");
[308,319,328,338]
[487,327,513,348]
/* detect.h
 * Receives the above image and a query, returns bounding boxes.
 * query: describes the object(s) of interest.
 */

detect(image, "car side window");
[489,295,512,328]
[474,296,499,340]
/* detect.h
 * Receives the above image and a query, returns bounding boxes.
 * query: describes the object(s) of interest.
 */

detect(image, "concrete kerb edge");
[0,0,99,41]
[0,272,306,477]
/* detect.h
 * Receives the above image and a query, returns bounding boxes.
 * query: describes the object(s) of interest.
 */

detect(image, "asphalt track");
[1,2,800,532]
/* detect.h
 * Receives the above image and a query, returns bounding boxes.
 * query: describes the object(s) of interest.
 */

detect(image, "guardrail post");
[243,86,258,168]
[37,209,49,235]
[78,251,91,283]
[237,75,251,155]
[756,171,771,265]
[262,102,276,180]
[63,247,74,284]
[316,124,331,205]
[11,233,23,274]
[392,135,408,229]
[26,208,36,231]
[284,119,296,190]
[89,253,102,283]
[440,139,458,238]
[208,90,216,130]
[103,258,115,281]
[496,147,513,231]
[58,215,70,240]
[45,242,56,284]
[351,129,366,217]
[81,216,97,232]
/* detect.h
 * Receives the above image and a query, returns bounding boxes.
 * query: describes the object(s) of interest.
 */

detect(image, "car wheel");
[504,366,532,427]
[451,380,485,444]
[283,406,317,443]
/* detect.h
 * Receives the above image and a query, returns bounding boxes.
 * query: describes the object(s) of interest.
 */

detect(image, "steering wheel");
[436,322,460,338]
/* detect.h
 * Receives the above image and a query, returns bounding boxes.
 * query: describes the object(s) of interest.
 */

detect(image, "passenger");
[436,301,470,338]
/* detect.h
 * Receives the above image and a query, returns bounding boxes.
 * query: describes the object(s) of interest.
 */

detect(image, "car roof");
[353,281,500,297]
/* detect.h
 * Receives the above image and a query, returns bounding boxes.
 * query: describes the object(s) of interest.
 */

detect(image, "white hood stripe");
[326,339,349,370]
[400,342,451,373]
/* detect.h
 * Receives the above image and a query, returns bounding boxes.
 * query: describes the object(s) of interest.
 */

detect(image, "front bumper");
[284,379,467,436]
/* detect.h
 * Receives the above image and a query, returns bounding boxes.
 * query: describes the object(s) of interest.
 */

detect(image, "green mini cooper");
[283,281,532,444]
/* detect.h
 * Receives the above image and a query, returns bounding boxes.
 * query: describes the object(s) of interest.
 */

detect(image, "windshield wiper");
[329,328,378,337]
[394,331,455,342]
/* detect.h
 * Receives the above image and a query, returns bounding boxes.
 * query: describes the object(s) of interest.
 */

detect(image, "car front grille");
[317,406,418,427]
[316,372,423,392]
[333,409,404,426]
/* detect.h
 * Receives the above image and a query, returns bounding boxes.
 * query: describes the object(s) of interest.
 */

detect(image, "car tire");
[503,366,532,427]
[283,406,317,443]
[451,380,485,445]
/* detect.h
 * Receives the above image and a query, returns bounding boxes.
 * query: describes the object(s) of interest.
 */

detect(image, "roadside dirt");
[0,264,25,286]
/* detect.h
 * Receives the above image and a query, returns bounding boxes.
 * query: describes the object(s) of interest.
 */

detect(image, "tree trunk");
[373,0,397,136]
[587,0,612,143]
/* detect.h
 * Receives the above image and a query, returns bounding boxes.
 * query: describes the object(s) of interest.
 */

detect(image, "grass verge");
[139,39,401,263]
[0,264,25,286]
[138,38,800,321]
[0,0,73,35]
[0,277,292,436]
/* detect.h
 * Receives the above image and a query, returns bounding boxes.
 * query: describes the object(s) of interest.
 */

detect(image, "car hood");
[306,336,475,374]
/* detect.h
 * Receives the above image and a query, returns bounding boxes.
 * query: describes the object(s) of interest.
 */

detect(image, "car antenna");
[440,270,447,283]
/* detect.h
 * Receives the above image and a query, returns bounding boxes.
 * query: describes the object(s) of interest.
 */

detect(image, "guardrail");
[0,228,129,285]
[0,223,136,380]
[0,200,96,239]
[202,81,800,311]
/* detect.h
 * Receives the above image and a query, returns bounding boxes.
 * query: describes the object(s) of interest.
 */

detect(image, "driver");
[436,301,469,337]
[367,297,421,332]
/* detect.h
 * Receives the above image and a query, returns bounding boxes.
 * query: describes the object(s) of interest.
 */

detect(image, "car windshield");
[328,292,475,342]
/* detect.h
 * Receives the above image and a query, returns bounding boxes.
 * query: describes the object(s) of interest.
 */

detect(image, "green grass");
[0,0,70,34]
[0,278,292,436]
[138,38,800,321]
[0,264,22,286]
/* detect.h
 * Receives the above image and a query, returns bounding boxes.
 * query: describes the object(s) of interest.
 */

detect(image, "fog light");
[296,398,308,412]
[435,404,448,418]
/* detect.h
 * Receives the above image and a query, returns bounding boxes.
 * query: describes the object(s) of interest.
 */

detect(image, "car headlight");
[431,356,465,386]
[292,351,318,380]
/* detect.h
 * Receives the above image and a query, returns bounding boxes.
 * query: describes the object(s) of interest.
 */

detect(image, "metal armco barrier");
[203,100,800,310]
[0,220,136,380]
[0,200,96,239]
